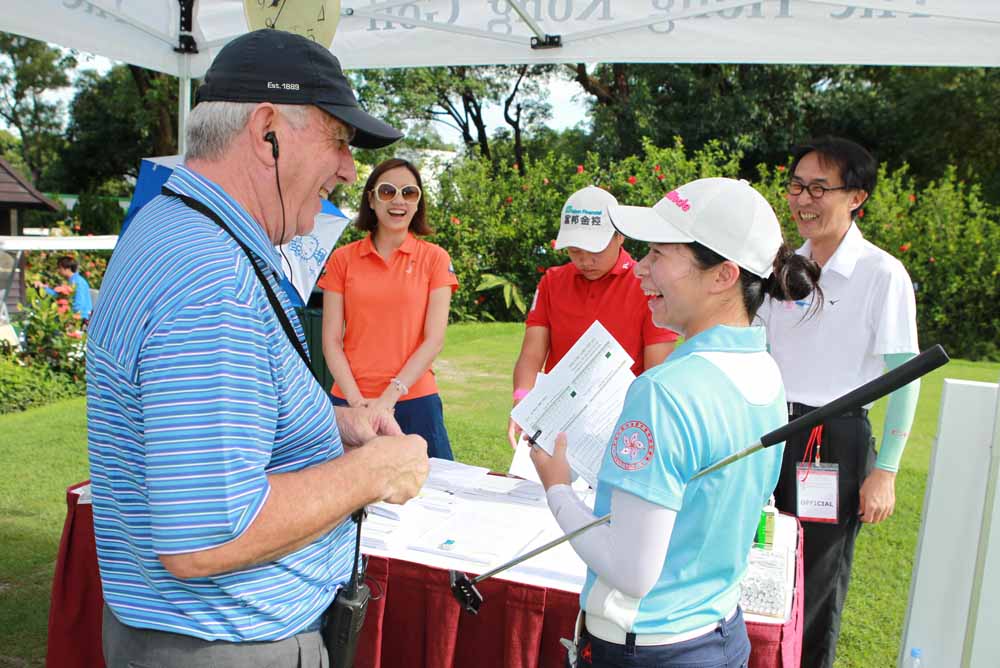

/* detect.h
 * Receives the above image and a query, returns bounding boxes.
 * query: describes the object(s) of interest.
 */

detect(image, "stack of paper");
[424,457,491,493]
[463,475,547,506]
[362,489,458,551]
[509,321,635,486]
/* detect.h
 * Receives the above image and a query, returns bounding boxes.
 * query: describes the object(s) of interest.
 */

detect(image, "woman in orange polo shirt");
[319,158,458,459]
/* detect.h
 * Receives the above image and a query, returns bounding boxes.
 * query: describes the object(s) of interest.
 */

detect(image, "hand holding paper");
[530,433,573,490]
[510,321,635,486]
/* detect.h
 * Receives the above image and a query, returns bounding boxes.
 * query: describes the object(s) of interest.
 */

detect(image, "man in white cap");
[507,185,677,448]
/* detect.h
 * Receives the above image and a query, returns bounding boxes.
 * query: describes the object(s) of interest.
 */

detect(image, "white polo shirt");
[757,223,918,407]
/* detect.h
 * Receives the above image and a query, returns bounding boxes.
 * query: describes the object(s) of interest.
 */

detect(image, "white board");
[900,378,1000,667]
[968,381,1000,668]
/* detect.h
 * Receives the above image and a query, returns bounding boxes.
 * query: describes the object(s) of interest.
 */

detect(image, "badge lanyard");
[796,424,839,523]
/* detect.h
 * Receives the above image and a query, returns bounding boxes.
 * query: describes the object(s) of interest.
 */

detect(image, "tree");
[808,67,1000,203]
[0,128,29,177]
[49,62,179,199]
[569,63,841,171]
[0,32,76,185]
[354,65,551,165]
[569,63,1000,204]
[127,66,179,158]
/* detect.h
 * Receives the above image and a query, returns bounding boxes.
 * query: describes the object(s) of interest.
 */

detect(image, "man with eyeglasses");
[756,137,920,668]
[87,30,429,667]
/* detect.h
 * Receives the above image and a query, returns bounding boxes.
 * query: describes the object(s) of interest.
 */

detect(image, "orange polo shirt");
[525,248,678,376]
[317,233,458,400]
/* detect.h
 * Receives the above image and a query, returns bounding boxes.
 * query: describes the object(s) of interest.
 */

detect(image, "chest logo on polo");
[611,420,655,471]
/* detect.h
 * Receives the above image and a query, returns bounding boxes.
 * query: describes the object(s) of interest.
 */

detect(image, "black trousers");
[773,411,875,668]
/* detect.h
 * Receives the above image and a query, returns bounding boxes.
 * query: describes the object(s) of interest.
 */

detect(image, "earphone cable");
[274,153,292,277]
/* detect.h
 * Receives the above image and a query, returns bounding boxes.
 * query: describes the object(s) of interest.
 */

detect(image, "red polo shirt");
[526,248,678,376]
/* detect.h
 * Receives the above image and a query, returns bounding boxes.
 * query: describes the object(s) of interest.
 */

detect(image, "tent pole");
[178,76,191,157]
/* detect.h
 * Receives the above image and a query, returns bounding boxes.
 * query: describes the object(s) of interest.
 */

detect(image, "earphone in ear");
[264,131,279,159]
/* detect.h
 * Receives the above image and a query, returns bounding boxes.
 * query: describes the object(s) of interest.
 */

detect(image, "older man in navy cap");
[87,30,427,667]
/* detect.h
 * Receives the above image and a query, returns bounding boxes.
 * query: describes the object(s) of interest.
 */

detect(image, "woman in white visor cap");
[532,178,821,668]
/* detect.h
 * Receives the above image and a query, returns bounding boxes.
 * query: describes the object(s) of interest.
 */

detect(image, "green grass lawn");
[1,322,997,667]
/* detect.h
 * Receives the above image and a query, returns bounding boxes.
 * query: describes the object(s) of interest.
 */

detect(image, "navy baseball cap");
[195,29,403,149]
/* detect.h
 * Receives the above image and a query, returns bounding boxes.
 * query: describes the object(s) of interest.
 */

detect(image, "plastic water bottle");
[908,647,923,668]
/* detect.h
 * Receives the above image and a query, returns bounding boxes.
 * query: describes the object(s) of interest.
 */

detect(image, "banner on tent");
[6,1,1000,77]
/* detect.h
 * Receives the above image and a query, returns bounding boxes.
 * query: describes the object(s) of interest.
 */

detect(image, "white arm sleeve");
[546,484,676,599]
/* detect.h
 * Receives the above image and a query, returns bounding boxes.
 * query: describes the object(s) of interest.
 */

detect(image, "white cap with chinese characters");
[554,186,619,253]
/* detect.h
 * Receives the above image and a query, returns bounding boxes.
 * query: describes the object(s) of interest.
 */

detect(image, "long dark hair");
[354,158,432,236]
[688,242,823,320]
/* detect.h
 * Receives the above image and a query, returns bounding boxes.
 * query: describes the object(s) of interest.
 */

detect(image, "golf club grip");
[760,344,949,448]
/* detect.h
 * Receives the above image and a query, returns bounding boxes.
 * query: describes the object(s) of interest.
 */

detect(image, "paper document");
[510,321,635,486]
[410,507,544,565]
[424,457,491,493]
[508,433,542,483]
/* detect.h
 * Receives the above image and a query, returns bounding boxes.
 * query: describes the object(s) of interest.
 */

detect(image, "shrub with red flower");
[576,165,585,174]
[899,243,911,252]
[15,290,87,389]
[627,176,637,185]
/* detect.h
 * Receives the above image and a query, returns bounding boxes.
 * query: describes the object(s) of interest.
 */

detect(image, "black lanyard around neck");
[161,186,318,386]
[164,187,367,574]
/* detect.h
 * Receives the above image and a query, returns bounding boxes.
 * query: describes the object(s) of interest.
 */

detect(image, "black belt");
[787,402,868,420]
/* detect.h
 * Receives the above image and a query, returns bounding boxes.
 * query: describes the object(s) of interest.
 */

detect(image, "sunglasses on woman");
[374,182,422,203]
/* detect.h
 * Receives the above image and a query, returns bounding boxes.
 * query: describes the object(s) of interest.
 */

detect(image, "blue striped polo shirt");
[86,165,354,641]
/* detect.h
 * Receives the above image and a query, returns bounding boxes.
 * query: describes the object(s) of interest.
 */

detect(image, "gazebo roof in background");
[0,158,59,211]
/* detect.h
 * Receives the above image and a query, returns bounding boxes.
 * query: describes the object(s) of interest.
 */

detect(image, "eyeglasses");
[374,182,422,203]
[786,181,850,199]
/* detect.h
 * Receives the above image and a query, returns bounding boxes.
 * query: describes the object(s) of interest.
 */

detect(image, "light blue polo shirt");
[86,166,354,641]
[581,325,786,636]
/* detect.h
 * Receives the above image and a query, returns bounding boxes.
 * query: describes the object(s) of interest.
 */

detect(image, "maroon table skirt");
[47,483,802,668]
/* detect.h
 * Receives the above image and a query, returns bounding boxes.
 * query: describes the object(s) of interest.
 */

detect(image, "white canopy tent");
[5,1,1000,152]
[4,3,1000,667]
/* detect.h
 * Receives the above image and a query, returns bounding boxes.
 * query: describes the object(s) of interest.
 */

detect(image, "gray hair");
[185,102,311,161]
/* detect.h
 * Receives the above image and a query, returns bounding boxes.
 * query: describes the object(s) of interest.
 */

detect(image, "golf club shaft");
[760,344,948,447]
[472,344,949,586]
[472,512,611,584]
